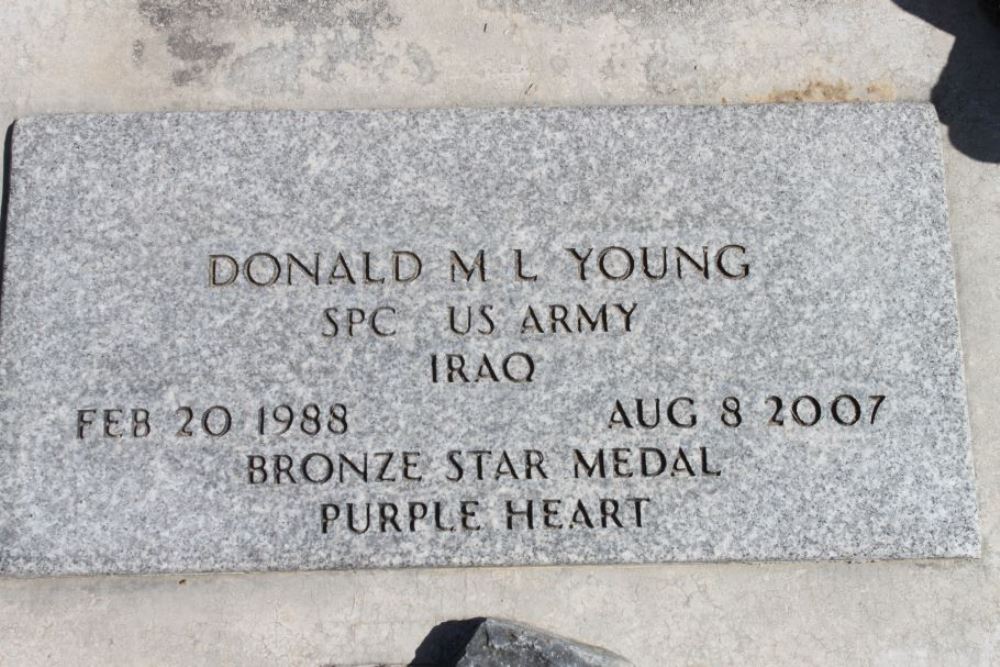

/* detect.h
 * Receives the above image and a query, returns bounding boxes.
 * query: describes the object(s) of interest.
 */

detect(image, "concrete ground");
[1,1,999,665]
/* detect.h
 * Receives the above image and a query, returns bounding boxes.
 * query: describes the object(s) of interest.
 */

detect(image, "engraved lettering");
[208,254,239,286]
[514,249,537,281]
[450,250,486,282]
[244,252,281,286]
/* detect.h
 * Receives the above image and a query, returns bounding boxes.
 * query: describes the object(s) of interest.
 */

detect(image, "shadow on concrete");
[408,617,485,667]
[893,0,1000,162]
[0,124,13,320]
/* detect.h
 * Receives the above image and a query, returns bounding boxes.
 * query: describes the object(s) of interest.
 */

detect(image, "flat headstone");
[0,104,979,576]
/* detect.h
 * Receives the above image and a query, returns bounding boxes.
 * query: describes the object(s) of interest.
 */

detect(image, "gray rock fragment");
[455,618,633,667]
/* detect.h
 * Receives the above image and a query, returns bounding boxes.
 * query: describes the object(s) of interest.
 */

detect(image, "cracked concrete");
[1,1,999,665]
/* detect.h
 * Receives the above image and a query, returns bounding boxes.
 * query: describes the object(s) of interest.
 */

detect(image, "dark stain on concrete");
[757,80,897,103]
[137,0,403,87]
[477,0,704,26]
[166,26,234,84]
[406,42,438,84]
[137,0,232,85]
[132,39,146,66]
[138,0,226,28]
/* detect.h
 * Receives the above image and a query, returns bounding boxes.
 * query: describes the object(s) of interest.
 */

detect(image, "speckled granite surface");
[0,104,979,576]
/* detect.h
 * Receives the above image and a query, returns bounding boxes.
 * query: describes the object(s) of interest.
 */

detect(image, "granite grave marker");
[0,104,980,576]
